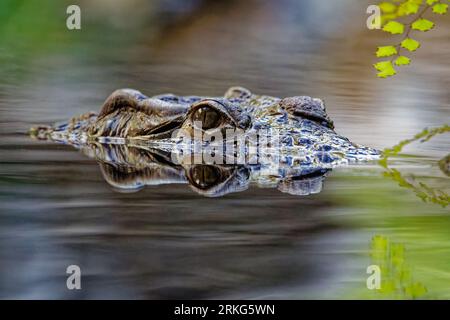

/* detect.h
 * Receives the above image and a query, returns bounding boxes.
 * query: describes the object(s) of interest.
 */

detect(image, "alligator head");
[30,86,379,196]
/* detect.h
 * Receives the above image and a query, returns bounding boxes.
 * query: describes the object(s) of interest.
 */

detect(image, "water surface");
[0,0,449,299]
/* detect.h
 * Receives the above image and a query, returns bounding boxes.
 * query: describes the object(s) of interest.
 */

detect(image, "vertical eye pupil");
[192,107,221,130]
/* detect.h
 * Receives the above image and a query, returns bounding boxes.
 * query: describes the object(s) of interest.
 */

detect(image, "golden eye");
[189,165,221,189]
[191,106,221,130]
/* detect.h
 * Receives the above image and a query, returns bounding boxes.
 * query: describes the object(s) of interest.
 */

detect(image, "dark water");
[0,0,449,299]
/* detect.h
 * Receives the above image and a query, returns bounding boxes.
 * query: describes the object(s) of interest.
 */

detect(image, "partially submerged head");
[85,87,334,142]
[30,86,379,166]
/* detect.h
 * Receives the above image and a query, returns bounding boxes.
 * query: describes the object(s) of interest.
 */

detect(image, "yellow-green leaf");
[374,61,397,78]
[426,0,439,5]
[433,3,448,14]
[376,46,398,57]
[374,61,391,71]
[379,2,397,13]
[405,282,427,298]
[412,18,435,31]
[383,21,405,34]
[378,68,397,79]
[409,0,424,5]
[398,2,420,15]
[401,38,421,51]
[395,56,411,66]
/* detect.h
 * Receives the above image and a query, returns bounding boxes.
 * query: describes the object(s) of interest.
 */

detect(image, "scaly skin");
[30,86,380,196]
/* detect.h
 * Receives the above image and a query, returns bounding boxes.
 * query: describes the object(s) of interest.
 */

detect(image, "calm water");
[0,0,449,299]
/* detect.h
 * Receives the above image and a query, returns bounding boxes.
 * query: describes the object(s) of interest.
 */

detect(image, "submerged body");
[31,87,379,196]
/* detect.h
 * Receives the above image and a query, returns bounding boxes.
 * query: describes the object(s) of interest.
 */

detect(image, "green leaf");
[383,21,405,34]
[376,45,398,57]
[426,0,439,5]
[395,56,411,66]
[371,235,389,251]
[412,18,435,31]
[377,68,397,79]
[374,61,397,78]
[398,2,420,15]
[401,38,421,51]
[432,3,448,14]
[374,60,391,71]
[405,282,427,298]
[379,2,397,13]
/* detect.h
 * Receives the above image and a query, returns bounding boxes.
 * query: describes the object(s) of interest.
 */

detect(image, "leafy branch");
[373,0,449,78]
[379,124,450,207]
[370,235,427,299]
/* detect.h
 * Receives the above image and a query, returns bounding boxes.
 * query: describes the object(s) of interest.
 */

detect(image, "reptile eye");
[189,165,222,189]
[191,106,222,130]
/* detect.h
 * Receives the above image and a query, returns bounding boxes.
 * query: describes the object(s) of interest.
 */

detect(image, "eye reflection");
[192,106,221,130]
[189,165,222,189]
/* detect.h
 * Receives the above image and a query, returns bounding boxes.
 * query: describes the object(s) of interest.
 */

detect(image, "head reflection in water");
[90,143,329,197]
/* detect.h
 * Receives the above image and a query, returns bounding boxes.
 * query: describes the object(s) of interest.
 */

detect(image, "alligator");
[30,86,380,197]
